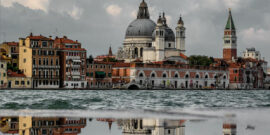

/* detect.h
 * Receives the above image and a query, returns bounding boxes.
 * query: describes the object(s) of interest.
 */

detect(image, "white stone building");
[117,0,186,63]
[242,47,261,60]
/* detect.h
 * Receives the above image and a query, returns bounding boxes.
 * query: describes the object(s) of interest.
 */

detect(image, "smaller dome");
[152,27,175,42]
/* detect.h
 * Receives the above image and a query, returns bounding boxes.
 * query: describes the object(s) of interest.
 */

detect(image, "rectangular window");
[23,58,26,63]
[21,81,25,85]
[42,41,47,47]
[32,50,36,55]
[15,81,19,85]
[33,58,36,65]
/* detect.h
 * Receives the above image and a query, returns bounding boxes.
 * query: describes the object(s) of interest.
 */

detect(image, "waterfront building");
[0,56,9,88]
[242,47,261,60]
[117,0,186,63]
[86,61,113,89]
[19,33,60,89]
[0,42,19,67]
[112,62,229,89]
[55,36,87,89]
[7,70,31,89]
[227,59,265,89]
[223,9,237,60]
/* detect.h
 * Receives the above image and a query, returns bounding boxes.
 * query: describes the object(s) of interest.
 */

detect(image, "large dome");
[152,27,175,42]
[125,19,156,38]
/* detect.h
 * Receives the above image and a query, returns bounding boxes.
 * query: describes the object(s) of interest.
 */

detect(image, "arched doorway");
[128,84,140,90]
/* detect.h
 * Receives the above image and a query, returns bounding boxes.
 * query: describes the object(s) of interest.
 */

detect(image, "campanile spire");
[223,8,237,60]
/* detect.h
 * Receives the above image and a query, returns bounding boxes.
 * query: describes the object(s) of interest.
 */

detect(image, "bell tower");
[176,15,186,54]
[223,8,237,60]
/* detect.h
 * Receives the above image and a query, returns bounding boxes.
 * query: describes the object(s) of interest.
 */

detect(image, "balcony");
[66,72,81,76]
[33,75,60,79]
[66,56,80,60]
[33,65,60,69]
[66,64,81,68]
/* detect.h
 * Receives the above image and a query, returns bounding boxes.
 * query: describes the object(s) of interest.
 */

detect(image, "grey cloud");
[0,0,269,62]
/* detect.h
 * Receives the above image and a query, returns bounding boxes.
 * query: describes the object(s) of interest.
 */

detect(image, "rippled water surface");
[0,90,270,110]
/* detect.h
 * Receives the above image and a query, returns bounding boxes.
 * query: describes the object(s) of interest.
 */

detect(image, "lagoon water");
[0,90,270,135]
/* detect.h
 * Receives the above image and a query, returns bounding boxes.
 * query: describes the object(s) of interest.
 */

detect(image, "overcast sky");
[0,0,269,62]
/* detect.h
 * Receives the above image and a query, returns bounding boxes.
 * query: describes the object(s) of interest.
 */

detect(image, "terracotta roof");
[7,70,26,77]
[27,35,53,41]
[180,53,188,60]
[54,36,80,45]
[4,41,19,46]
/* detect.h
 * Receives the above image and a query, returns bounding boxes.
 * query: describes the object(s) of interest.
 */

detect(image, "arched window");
[196,74,199,79]
[140,48,143,57]
[175,74,179,78]
[185,74,189,79]
[151,73,156,78]
[139,73,144,77]
[223,75,226,79]
[214,75,217,79]
[163,73,167,78]
[134,48,138,57]
[205,75,208,79]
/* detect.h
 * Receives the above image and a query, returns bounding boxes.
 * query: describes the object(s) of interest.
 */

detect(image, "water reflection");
[1,116,238,135]
[0,117,86,135]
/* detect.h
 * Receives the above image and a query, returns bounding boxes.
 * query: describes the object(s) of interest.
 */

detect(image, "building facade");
[112,62,229,89]
[0,42,19,67]
[117,0,186,63]
[0,56,8,88]
[19,33,60,89]
[86,61,113,89]
[55,36,87,89]
[242,47,261,60]
[7,70,31,89]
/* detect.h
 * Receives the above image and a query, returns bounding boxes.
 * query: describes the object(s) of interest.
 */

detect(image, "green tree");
[188,55,214,66]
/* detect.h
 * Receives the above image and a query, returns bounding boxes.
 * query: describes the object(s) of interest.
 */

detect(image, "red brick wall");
[223,48,237,60]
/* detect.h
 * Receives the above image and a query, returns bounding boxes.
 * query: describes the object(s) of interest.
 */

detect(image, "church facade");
[117,0,186,63]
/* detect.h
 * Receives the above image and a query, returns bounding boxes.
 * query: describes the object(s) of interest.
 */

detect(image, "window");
[185,74,189,78]
[27,81,30,85]
[24,49,26,52]
[168,43,171,48]
[196,74,199,79]
[163,73,167,78]
[1,64,3,68]
[42,41,47,47]
[205,75,208,79]
[175,74,178,78]
[3,73,6,77]
[56,59,59,65]
[139,73,144,77]
[32,50,36,55]
[21,81,25,85]
[15,81,19,85]
[24,58,26,63]
[39,58,41,65]
[225,40,230,44]
[33,58,36,65]
[151,73,155,78]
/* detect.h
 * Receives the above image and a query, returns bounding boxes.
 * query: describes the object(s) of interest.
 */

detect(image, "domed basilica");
[117,0,186,63]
